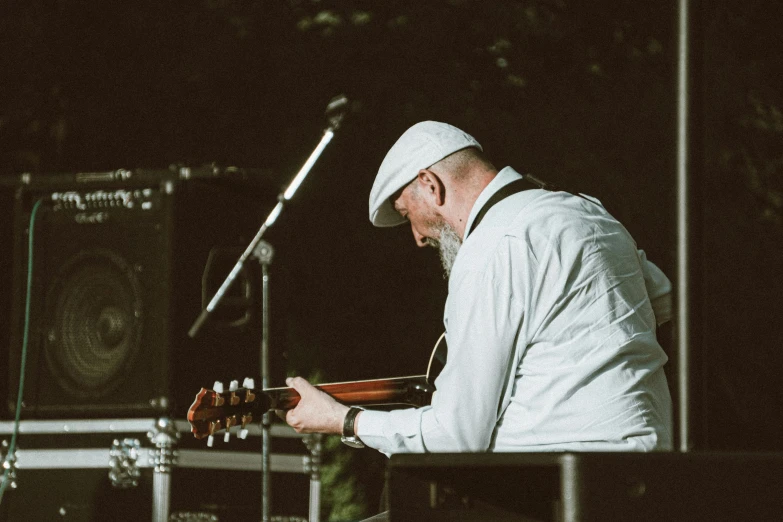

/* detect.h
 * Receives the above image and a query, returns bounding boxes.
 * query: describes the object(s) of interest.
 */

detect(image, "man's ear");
[416,169,446,207]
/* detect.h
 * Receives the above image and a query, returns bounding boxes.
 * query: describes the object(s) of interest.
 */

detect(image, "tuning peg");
[239,429,249,440]
[207,435,215,448]
[229,380,239,391]
[224,430,231,443]
[213,381,224,393]
[242,377,256,389]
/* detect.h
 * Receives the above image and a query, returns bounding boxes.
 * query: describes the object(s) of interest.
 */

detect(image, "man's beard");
[424,221,463,278]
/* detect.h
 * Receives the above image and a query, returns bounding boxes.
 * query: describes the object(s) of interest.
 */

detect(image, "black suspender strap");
[468,173,599,236]
[468,178,532,236]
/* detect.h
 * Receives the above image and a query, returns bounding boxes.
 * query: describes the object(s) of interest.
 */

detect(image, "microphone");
[325,94,364,129]
[325,94,350,129]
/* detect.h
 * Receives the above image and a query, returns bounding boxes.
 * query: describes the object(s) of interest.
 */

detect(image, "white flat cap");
[369,121,482,227]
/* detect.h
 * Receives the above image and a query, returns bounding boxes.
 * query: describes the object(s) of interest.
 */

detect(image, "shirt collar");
[463,166,524,241]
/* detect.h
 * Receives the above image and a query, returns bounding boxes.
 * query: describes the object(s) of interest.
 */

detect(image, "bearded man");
[283,121,673,456]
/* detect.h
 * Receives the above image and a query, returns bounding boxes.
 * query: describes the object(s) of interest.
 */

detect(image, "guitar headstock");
[187,378,266,446]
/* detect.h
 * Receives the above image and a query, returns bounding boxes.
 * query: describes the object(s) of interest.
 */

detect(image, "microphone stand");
[252,240,274,522]
[188,94,348,339]
[187,95,347,522]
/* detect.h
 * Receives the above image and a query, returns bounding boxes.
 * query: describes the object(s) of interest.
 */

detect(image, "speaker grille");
[44,249,143,398]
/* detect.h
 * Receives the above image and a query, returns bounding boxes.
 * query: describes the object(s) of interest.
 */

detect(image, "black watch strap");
[342,406,363,438]
[341,406,365,448]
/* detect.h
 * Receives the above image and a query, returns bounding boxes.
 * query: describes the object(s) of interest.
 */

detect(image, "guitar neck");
[265,375,433,410]
[187,374,434,440]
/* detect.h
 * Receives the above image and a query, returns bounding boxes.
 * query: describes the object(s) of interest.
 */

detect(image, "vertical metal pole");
[559,454,579,522]
[676,0,702,452]
[261,262,271,522]
[152,474,172,522]
[148,418,179,522]
[254,240,274,522]
[304,434,323,522]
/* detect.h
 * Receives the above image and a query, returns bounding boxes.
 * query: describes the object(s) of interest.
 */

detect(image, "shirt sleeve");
[357,239,523,455]
[637,249,672,326]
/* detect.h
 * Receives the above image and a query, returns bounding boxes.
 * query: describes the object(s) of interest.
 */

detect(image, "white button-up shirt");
[358,167,673,454]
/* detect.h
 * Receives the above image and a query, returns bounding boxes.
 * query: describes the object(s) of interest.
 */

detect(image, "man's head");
[369,121,497,276]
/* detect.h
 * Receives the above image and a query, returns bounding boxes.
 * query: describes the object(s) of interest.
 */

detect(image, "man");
[284,121,673,455]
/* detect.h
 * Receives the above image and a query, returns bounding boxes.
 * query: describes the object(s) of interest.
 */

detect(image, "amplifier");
[388,451,783,522]
[2,166,284,418]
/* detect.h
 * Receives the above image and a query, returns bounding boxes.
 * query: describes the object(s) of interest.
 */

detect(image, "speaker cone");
[44,249,144,399]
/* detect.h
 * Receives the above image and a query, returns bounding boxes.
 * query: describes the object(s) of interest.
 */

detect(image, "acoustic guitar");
[187,333,447,444]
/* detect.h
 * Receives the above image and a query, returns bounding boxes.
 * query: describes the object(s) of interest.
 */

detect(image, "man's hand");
[283,376,350,434]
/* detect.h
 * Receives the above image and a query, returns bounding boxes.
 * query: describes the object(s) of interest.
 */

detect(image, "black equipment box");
[0,418,317,522]
[388,451,783,522]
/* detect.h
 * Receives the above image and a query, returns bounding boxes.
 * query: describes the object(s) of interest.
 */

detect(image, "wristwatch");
[341,406,365,448]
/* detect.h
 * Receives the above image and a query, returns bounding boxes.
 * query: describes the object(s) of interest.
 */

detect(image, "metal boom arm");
[188,94,348,338]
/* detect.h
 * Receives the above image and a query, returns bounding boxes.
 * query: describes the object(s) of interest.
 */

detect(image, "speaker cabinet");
[388,452,783,521]
[0,183,15,413]
[6,169,280,418]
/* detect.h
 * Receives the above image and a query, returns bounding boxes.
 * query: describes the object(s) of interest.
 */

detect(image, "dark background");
[1,0,782,518]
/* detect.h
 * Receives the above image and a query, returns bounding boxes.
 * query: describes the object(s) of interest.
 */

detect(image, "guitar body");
[188,333,448,441]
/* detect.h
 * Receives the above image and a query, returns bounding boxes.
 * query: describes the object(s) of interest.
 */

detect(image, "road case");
[0,418,320,521]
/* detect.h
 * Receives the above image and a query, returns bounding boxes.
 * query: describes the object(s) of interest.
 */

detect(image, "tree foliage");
[1,0,782,517]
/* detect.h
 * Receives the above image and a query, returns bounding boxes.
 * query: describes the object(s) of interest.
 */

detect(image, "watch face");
[341,436,365,449]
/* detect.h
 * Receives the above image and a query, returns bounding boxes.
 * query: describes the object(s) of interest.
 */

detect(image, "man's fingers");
[281,376,345,434]
[286,376,308,388]
[286,376,316,396]
[285,408,308,433]
[285,409,298,430]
